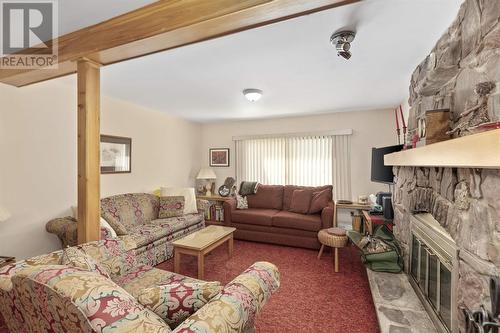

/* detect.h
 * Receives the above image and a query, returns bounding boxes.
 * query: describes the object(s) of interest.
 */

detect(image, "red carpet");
[158,240,380,333]
[0,241,380,333]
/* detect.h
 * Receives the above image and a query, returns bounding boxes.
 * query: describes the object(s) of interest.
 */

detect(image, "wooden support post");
[77,59,101,244]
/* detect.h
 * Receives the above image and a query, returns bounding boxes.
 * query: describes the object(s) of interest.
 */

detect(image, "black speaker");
[383,196,394,220]
[376,192,391,206]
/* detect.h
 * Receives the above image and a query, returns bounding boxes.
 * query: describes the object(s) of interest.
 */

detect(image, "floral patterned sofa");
[0,239,280,333]
[46,193,209,266]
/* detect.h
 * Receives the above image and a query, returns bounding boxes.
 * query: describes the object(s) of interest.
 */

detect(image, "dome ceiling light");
[243,88,263,102]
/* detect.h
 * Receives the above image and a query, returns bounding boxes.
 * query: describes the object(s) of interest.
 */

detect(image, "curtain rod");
[232,129,353,141]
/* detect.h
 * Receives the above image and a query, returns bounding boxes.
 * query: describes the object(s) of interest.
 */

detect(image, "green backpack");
[348,225,404,273]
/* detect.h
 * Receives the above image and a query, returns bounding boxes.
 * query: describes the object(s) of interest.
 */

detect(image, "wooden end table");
[332,201,372,228]
[173,225,236,280]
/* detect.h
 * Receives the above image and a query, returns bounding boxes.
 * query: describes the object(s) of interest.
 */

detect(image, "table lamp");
[0,206,11,223]
[196,168,217,196]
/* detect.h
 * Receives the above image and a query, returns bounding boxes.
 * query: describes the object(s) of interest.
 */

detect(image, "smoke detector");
[330,31,356,60]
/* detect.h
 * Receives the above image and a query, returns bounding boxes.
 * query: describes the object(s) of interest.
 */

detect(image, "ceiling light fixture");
[330,30,356,60]
[243,88,263,102]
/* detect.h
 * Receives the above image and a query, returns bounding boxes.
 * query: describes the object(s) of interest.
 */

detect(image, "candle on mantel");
[399,105,406,129]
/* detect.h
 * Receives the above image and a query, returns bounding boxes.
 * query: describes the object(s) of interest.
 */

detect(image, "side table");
[333,201,372,228]
[197,195,227,224]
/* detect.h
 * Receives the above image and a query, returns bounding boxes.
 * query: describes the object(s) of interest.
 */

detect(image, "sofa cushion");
[137,281,222,328]
[151,213,204,232]
[76,239,136,278]
[246,185,284,210]
[101,193,159,229]
[116,264,201,297]
[158,196,185,218]
[283,185,333,211]
[61,247,110,279]
[309,188,332,214]
[289,189,313,214]
[272,211,322,232]
[126,214,204,248]
[231,208,280,226]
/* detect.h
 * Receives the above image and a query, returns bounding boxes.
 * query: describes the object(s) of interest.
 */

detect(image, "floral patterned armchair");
[0,239,280,333]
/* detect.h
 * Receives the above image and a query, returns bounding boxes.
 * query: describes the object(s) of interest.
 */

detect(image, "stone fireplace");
[392,1,500,332]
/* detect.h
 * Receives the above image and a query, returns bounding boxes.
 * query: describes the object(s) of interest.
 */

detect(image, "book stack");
[205,204,224,222]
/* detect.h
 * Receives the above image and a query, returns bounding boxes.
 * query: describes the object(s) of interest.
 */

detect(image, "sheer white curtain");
[235,132,352,199]
[235,137,286,185]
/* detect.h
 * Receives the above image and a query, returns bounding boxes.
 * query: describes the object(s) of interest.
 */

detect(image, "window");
[235,131,352,199]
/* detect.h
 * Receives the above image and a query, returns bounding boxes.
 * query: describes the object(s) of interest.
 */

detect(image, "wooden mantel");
[0,0,357,87]
[384,129,500,169]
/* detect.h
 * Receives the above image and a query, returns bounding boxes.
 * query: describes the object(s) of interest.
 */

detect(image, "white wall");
[200,109,398,201]
[0,77,202,259]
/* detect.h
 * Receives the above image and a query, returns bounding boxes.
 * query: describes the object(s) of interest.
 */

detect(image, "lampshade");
[196,168,216,180]
[0,206,11,223]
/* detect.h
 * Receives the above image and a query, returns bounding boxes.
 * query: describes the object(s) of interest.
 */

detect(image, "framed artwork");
[100,135,132,174]
[209,148,230,167]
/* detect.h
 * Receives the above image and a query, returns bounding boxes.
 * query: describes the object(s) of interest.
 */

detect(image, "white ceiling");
[60,0,463,122]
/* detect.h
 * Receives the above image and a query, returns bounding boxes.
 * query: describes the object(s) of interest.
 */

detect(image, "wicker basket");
[318,229,348,248]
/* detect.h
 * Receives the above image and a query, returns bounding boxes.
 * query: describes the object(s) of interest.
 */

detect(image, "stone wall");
[408,0,500,136]
[393,0,500,329]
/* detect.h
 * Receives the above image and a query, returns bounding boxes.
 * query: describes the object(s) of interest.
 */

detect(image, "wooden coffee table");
[173,225,236,279]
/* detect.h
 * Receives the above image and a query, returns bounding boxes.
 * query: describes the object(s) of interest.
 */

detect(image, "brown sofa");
[223,185,334,249]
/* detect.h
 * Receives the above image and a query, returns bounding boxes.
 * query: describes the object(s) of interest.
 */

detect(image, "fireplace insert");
[409,214,459,333]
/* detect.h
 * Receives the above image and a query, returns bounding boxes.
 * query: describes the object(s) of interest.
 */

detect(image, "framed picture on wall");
[100,135,132,174]
[209,148,230,167]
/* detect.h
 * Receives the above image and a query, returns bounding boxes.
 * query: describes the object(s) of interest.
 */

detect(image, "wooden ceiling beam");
[0,0,358,87]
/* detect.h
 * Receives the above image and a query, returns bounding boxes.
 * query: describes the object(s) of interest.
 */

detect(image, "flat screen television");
[371,145,404,184]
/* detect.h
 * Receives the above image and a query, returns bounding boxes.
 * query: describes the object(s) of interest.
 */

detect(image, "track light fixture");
[330,31,356,60]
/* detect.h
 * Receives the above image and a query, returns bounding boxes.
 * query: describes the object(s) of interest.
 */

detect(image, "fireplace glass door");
[428,250,438,308]
[440,264,452,330]
[410,233,452,333]
[411,236,420,281]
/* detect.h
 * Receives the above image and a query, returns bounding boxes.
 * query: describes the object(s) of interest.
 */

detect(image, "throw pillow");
[161,187,198,214]
[309,189,332,214]
[100,217,117,238]
[158,196,185,218]
[102,212,128,236]
[289,189,313,214]
[73,205,120,237]
[137,281,222,328]
[236,194,248,209]
[61,247,110,279]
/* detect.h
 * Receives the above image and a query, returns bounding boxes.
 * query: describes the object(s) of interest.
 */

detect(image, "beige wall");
[200,109,397,201]
[100,97,202,197]
[0,77,202,259]
[0,75,396,260]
